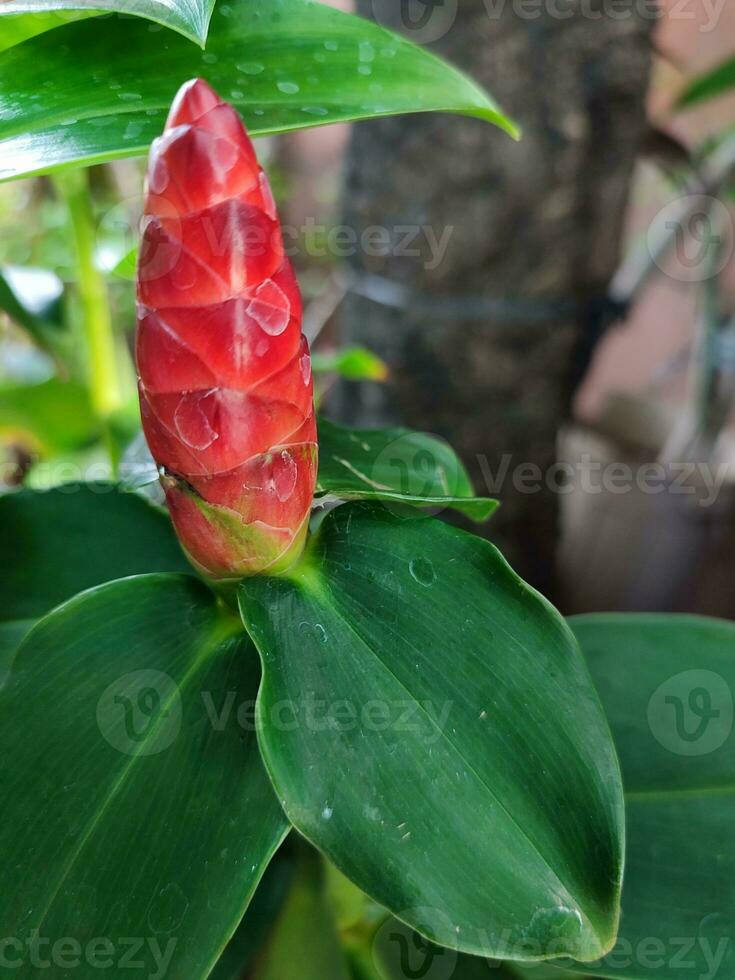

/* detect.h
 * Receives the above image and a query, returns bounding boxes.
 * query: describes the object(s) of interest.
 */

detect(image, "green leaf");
[0,482,189,682]
[254,850,351,980]
[209,849,294,980]
[679,57,735,108]
[0,573,289,978]
[110,244,138,281]
[0,378,97,452]
[0,10,96,52]
[240,503,625,963]
[313,347,389,382]
[316,418,497,522]
[0,482,188,621]
[559,614,735,980]
[0,264,63,343]
[0,0,214,47]
[0,0,517,183]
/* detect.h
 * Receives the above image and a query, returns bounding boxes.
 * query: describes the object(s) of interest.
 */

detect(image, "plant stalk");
[54,168,122,420]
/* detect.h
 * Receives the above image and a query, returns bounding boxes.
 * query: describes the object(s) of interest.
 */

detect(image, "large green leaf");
[0,10,96,52]
[559,615,735,980]
[0,0,214,47]
[316,418,497,522]
[679,57,735,108]
[0,483,189,677]
[0,378,97,452]
[0,573,289,978]
[239,503,624,963]
[0,0,517,183]
[0,483,188,621]
[209,849,294,980]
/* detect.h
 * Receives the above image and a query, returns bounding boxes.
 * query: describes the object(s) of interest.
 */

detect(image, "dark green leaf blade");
[679,58,735,108]
[0,0,517,183]
[0,573,289,978]
[0,0,214,46]
[240,503,624,963]
[316,418,497,522]
[559,614,735,980]
[210,852,294,980]
[0,483,189,622]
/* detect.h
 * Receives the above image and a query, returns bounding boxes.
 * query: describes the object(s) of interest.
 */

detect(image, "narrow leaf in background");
[0,0,516,182]
[0,574,289,979]
[679,56,735,108]
[240,502,625,962]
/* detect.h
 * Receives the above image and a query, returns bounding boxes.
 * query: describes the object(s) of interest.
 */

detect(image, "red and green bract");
[136,78,317,580]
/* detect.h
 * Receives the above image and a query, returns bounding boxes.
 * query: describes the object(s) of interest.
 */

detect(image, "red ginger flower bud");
[136,78,317,580]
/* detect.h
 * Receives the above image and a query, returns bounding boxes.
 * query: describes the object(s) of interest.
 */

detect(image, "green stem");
[54,168,122,420]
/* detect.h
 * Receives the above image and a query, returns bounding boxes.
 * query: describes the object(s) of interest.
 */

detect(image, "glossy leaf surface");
[0,574,288,978]
[559,615,735,980]
[240,503,624,962]
[0,483,189,681]
[316,418,497,521]
[0,483,188,622]
[0,0,214,46]
[0,0,516,182]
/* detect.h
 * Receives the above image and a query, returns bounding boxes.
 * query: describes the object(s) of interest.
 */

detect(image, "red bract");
[136,78,317,580]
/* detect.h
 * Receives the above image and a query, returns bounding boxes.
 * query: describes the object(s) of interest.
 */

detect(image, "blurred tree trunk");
[333,0,652,597]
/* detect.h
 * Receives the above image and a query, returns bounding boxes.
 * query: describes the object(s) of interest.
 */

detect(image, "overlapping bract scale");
[136,78,317,579]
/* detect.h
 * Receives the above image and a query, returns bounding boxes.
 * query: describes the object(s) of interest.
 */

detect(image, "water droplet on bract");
[247,279,290,335]
[273,451,298,502]
[149,157,169,195]
[211,136,238,175]
[277,80,300,95]
[300,352,312,386]
[238,62,265,75]
[409,557,435,587]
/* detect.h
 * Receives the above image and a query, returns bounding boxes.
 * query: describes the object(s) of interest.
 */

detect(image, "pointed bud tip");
[166,78,222,130]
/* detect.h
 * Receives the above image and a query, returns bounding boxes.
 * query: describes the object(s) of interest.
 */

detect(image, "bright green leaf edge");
[0,0,214,48]
[0,0,518,183]
[316,417,498,522]
[679,57,735,108]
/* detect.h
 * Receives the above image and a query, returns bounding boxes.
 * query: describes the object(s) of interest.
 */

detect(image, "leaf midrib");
[30,608,234,939]
[299,567,604,950]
